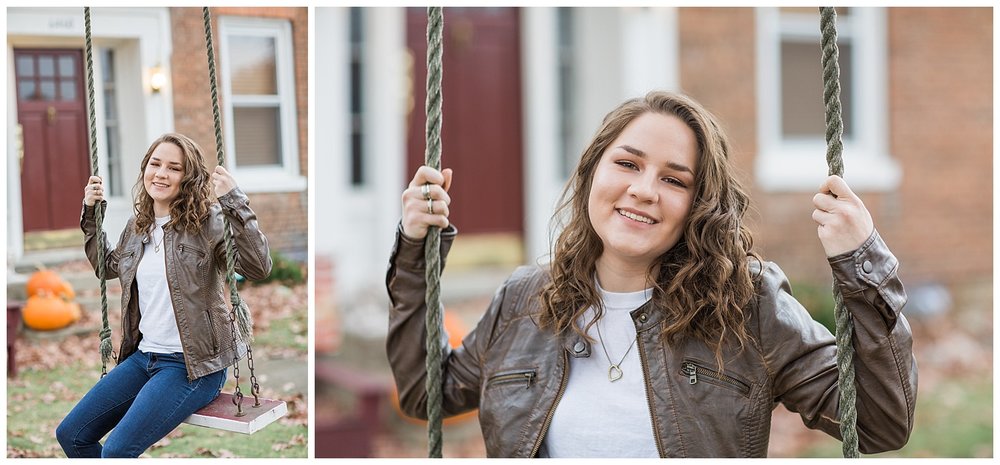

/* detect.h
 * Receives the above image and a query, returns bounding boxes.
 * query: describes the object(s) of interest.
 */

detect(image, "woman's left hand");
[212,165,238,198]
[811,175,874,257]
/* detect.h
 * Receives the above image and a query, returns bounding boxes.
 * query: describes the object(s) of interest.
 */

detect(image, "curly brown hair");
[132,133,212,234]
[539,91,761,369]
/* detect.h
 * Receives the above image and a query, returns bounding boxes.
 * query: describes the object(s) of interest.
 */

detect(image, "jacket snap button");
[573,341,586,353]
[639,314,648,322]
[862,260,873,273]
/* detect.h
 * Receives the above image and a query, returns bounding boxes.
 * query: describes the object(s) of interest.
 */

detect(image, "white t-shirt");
[136,216,184,354]
[539,283,658,458]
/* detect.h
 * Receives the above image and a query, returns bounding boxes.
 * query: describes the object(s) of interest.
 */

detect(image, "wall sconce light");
[150,65,167,93]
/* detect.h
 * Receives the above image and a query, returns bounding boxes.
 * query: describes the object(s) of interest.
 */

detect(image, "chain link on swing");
[202,6,260,417]
[819,7,859,459]
[83,7,116,379]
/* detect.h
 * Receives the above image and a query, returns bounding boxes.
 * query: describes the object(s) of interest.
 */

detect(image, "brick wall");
[169,7,308,258]
[885,8,992,286]
[677,8,992,297]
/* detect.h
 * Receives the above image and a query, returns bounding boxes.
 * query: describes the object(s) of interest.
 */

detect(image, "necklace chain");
[596,317,637,382]
[152,224,165,253]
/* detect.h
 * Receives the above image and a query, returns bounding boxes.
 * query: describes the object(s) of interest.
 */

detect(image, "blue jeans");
[56,351,226,458]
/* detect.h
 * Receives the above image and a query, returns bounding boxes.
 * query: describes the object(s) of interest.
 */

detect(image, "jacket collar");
[557,299,660,357]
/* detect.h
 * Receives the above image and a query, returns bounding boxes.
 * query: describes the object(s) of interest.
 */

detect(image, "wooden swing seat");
[183,393,287,435]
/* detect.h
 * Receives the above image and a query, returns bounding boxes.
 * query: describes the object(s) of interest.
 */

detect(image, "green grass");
[253,307,307,353]
[7,310,307,458]
[8,365,306,458]
[800,377,993,458]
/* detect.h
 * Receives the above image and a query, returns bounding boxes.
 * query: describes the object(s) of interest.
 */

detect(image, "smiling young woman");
[57,133,272,458]
[385,91,916,458]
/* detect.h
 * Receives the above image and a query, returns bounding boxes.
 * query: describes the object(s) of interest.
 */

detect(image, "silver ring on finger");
[421,183,432,201]
[427,198,435,215]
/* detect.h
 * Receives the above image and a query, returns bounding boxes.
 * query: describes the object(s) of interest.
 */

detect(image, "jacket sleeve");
[759,229,917,454]
[215,187,273,281]
[80,201,127,280]
[385,224,502,419]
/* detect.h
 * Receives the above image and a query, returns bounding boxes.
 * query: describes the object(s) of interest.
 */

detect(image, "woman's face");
[587,111,698,271]
[143,142,185,210]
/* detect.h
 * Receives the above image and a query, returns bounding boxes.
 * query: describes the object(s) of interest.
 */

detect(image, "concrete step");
[439,264,521,304]
[7,271,29,302]
[21,323,101,341]
[23,228,85,252]
[76,295,123,314]
[13,247,87,273]
[7,270,118,303]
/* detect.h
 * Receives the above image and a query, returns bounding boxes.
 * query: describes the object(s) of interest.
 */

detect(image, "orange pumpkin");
[26,269,75,300]
[443,311,467,349]
[22,294,80,331]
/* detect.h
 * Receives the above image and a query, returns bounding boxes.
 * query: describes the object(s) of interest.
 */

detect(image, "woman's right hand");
[401,166,453,240]
[83,176,104,207]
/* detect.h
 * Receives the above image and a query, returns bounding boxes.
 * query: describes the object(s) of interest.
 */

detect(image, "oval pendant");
[609,365,623,382]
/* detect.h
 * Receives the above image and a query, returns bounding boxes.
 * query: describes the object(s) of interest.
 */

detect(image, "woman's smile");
[616,207,658,225]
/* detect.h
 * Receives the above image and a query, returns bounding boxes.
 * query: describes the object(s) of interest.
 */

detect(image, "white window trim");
[218,15,304,193]
[755,7,900,192]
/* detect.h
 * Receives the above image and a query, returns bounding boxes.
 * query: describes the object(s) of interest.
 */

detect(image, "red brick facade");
[677,8,991,300]
[169,7,308,257]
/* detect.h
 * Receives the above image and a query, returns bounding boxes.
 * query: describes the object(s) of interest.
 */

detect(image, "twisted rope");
[83,7,114,377]
[202,7,253,343]
[203,7,257,415]
[423,6,445,459]
[820,7,859,458]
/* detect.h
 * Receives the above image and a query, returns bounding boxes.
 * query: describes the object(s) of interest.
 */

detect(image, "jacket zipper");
[637,332,667,457]
[529,350,569,457]
[487,370,536,389]
[121,248,139,359]
[166,238,195,380]
[681,361,751,397]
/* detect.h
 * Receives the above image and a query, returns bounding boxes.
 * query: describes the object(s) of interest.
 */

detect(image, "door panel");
[406,8,524,236]
[15,49,90,232]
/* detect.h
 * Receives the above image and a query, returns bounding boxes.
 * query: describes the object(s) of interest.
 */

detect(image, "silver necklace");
[152,226,165,253]
[595,318,638,382]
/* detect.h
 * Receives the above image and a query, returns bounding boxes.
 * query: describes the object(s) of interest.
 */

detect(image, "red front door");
[14,49,91,232]
[406,8,524,237]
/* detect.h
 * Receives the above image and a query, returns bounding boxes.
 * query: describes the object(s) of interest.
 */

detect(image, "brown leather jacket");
[81,188,272,380]
[386,226,917,457]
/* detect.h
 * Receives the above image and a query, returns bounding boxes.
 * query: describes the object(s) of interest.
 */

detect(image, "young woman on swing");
[386,91,916,457]
[56,133,272,458]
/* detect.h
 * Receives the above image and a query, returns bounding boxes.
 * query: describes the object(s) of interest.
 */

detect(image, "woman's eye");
[615,160,638,170]
[663,177,687,188]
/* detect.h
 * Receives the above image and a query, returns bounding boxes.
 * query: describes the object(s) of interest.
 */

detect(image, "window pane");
[233,106,281,166]
[60,81,76,101]
[780,7,849,16]
[781,40,853,139]
[101,48,114,82]
[58,55,76,77]
[40,80,57,100]
[18,81,36,100]
[350,8,365,186]
[38,56,55,77]
[229,35,277,95]
[558,7,576,178]
[16,56,34,77]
